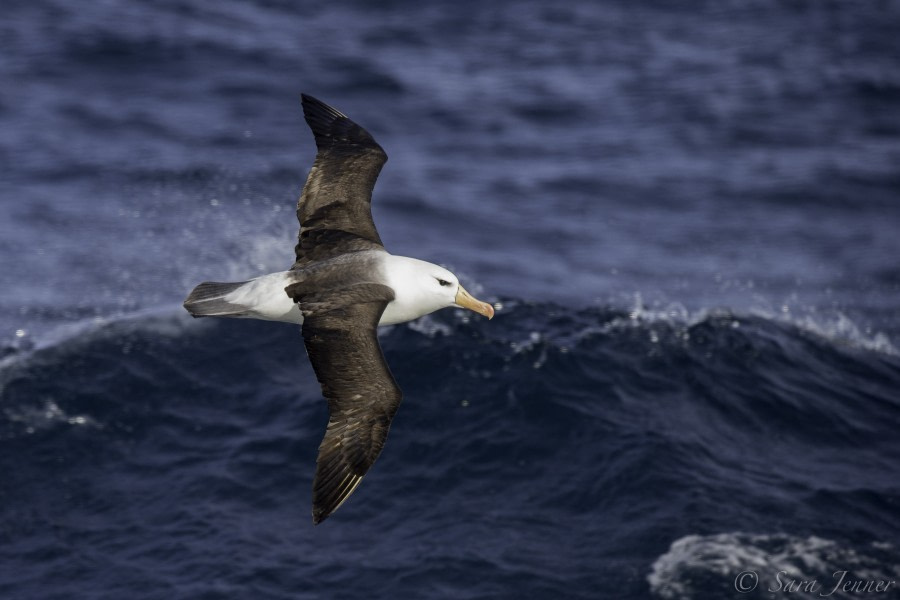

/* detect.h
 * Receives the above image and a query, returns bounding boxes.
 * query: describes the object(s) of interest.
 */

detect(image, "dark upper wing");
[293,95,388,268]
[298,284,402,524]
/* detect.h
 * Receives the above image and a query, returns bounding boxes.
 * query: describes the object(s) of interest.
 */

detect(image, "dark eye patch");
[437,278,452,287]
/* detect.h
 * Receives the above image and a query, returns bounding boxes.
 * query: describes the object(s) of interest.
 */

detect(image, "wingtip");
[300,93,346,123]
[299,93,382,152]
[300,93,324,111]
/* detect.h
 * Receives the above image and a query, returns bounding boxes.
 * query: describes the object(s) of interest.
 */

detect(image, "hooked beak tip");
[455,285,494,320]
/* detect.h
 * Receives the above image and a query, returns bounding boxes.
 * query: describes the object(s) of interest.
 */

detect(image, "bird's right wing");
[297,284,402,524]
[293,95,389,268]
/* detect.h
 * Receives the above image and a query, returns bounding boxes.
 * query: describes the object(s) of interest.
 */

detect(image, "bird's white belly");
[228,270,418,327]
[224,272,304,324]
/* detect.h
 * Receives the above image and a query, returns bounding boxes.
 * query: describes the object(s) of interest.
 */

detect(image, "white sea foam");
[648,532,899,600]
[2,398,101,438]
[592,292,898,357]
[0,306,201,373]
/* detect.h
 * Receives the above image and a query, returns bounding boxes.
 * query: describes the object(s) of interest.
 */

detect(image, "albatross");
[183,94,494,524]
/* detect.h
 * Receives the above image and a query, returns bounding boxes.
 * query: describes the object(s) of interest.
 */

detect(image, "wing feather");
[299,288,402,524]
[293,95,388,268]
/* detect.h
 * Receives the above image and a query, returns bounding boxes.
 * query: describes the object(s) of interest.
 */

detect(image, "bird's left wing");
[297,283,402,524]
[293,94,388,268]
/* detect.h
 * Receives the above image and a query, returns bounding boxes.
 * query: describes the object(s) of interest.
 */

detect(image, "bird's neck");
[378,255,446,326]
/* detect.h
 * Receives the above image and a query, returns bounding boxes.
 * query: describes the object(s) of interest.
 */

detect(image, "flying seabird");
[183,94,494,524]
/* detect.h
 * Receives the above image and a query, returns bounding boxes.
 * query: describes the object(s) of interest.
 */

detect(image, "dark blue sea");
[2,1,899,598]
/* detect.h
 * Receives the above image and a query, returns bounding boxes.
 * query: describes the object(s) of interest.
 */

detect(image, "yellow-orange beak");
[455,285,494,319]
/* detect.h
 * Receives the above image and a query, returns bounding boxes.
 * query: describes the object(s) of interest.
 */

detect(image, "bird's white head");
[380,255,494,326]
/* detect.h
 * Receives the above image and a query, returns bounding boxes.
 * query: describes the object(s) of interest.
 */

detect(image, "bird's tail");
[183,281,251,318]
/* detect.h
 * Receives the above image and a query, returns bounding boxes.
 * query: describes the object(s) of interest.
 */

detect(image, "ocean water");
[1,1,899,598]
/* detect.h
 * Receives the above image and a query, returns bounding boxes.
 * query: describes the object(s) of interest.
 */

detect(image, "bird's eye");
[437,278,452,287]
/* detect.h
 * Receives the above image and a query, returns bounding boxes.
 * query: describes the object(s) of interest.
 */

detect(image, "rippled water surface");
[2,1,899,598]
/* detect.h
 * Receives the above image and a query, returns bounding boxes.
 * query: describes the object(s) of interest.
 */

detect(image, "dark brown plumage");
[184,95,494,525]
[298,290,401,525]
[292,96,400,524]
[292,94,388,268]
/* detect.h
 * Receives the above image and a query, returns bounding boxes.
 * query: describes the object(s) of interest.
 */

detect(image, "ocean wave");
[1,300,898,597]
[3,299,898,441]
[648,532,899,600]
